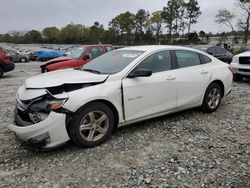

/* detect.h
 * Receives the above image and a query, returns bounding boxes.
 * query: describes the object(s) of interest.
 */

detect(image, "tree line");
[0,0,249,46]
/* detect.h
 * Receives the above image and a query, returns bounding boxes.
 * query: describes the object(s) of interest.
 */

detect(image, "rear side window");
[136,50,172,73]
[175,50,201,68]
[200,54,212,64]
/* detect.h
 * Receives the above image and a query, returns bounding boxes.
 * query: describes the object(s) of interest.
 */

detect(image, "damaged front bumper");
[9,110,70,149]
[8,85,71,149]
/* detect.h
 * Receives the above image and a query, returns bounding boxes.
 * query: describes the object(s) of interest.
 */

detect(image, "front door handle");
[201,70,209,74]
[166,76,176,80]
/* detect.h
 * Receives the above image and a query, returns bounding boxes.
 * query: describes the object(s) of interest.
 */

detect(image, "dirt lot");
[0,62,249,188]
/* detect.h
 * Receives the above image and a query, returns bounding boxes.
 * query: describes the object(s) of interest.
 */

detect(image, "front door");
[122,50,178,121]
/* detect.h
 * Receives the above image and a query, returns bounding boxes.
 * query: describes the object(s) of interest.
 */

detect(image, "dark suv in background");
[206,46,233,63]
[0,48,15,78]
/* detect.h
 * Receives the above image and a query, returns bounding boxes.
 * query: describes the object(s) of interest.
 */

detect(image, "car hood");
[235,51,250,57]
[41,56,73,67]
[25,69,109,89]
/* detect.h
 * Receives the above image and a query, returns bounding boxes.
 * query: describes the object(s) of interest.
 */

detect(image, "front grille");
[239,57,250,65]
[238,69,250,73]
[17,108,31,122]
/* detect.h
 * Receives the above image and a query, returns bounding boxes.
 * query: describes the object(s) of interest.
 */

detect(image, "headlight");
[232,56,239,63]
[48,99,67,110]
[29,98,67,112]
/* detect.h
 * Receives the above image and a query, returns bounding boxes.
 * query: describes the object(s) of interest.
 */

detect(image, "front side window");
[68,47,86,59]
[136,50,172,73]
[175,50,201,68]
[87,47,105,59]
[105,46,113,52]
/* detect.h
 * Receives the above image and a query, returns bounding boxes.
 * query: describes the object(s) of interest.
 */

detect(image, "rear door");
[174,50,212,109]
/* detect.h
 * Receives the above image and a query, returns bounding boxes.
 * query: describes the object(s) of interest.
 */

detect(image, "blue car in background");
[36,50,66,61]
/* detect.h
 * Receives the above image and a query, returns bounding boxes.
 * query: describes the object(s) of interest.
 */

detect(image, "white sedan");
[8,45,233,149]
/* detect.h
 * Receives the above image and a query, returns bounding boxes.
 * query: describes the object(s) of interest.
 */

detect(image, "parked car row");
[3,46,38,62]
[40,44,114,72]
[42,44,77,51]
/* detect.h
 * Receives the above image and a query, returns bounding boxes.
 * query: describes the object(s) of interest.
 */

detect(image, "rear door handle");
[166,76,176,80]
[201,70,209,74]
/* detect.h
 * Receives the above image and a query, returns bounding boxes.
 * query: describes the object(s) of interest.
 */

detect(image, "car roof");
[83,44,113,47]
[119,45,205,54]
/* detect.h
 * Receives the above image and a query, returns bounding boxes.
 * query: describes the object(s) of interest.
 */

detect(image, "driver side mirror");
[82,54,90,60]
[127,69,152,78]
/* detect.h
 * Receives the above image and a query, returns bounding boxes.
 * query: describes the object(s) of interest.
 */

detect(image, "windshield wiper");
[82,69,102,74]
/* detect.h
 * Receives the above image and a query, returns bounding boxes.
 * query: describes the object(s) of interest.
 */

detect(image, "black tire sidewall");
[0,66,3,78]
[68,102,115,148]
[202,83,222,113]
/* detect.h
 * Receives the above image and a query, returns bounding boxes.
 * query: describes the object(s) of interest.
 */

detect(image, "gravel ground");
[0,62,249,188]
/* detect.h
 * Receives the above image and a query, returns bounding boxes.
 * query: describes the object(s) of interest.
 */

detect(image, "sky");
[0,0,240,34]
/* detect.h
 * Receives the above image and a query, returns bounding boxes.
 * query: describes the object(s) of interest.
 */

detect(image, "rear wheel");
[20,57,27,63]
[233,74,243,82]
[0,66,4,78]
[68,102,115,148]
[202,83,222,113]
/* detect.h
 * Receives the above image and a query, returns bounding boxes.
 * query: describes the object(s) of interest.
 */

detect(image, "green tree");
[108,18,120,44]
[149,11,163,44]
[59,23,89,44]
[199,30,206,43]
[161,0,186,44]
[161,1,176,44]
[236,0,250,45]
[89,22,105,43]
[185,0,201,35]
[135,9,150,44]
[113,11,136,45]
[24,30,43,43]
[42,27,60,43]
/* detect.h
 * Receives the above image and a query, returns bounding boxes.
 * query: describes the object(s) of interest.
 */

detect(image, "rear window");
[200,54,212,64]
[175,50,201,68]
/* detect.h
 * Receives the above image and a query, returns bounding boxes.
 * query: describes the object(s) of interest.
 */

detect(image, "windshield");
[82,50,144,74]
[68,47,86,59]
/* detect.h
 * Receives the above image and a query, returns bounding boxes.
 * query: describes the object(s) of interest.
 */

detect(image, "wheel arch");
[208,80,225,98]
[67,99,120,130]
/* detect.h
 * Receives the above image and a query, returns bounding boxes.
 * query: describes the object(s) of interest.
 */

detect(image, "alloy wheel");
[79,111,109,142]
[207,88,221,109]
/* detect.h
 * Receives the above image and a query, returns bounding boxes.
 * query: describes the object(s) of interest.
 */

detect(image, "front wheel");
[202,83,222,113]
[68,102,115,148]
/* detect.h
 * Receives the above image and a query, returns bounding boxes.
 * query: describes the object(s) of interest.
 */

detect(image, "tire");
[0,66,4,78]
[20,57,27,63]
[68,102,115,148]
[233,74,243,82]
[202,83,222,113]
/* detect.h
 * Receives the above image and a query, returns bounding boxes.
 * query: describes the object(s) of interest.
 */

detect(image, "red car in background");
[40,44,114,73]
[0,48,15,78]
